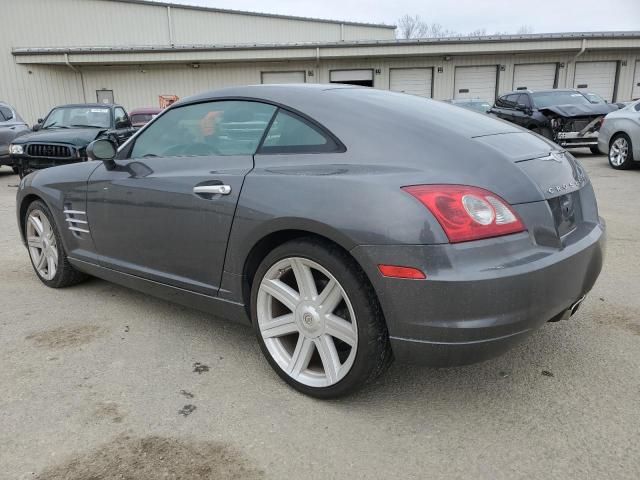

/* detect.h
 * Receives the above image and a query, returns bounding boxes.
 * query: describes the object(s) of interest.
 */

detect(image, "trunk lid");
[472,132,589,202]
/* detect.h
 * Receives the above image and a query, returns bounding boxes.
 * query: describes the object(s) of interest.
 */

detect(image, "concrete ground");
[0,151,638,480]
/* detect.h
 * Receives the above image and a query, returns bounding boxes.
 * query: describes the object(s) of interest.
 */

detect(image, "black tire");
[590,146,601,155]
[608,133,635,170]
[24,200,88,288]
[250,237,392,398]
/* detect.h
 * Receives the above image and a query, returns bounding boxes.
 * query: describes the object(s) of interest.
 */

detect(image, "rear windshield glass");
[531,92,591,108]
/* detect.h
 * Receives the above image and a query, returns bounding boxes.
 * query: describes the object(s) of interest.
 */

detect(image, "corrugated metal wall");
[2,0,639,123]
[0,0,394,122]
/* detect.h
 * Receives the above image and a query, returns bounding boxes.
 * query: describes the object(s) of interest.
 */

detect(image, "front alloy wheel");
[251,239,392,398]
[26,209,58,281]
[609,134,634,170]
[24,200,88,288]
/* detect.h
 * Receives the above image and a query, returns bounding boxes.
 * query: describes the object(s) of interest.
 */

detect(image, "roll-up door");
[454,66,497,101]
[513,63,557,91]
[329,70,374,87]
[389,68,433,97]
[261,71,306,84]
[574,61,617,102]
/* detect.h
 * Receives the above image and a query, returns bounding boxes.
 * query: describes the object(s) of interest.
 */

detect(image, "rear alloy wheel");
[609,134,635,170]
[251,239,391,398]
[24,200,88,288]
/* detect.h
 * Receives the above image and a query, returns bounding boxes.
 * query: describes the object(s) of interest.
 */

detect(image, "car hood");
[538,103,616,117]
[12,127,107,146]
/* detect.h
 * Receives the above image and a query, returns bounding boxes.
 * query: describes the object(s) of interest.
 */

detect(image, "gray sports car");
[16,85,605,398]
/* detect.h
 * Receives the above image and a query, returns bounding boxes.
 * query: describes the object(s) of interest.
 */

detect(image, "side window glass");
[260,110,340,154]
[0,106,13,121]
[130,101,276,158]
[505,94,520,108]
[634,102,640,112]
[517,94,531,108]
[114,107,128,126]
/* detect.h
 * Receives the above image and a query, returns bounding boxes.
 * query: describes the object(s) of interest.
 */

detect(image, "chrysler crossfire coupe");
[16,85,605,398]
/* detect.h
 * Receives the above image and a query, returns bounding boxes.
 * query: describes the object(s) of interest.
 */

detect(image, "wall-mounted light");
[621,60,627,66]
[191,63,200,69]
[443,56,452,61]
[437,67,444,73]
[307,70,314,77]
[559,62,565,68]
[499,65,506,71]
[375,68,382,74]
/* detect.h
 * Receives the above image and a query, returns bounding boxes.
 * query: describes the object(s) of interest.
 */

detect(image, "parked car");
[129,106,162,129]
[597,100,640,169]
[16,85,605,398]
[0,102,30,174]
[10,103,135,177]
[444,99,492,113]
[490,89,618,154]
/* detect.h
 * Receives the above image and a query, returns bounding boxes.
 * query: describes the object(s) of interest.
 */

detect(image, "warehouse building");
[3,0,640,123]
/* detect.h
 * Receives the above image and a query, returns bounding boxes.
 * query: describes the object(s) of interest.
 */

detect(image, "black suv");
[490,89,618,154]
[10,103,135,177]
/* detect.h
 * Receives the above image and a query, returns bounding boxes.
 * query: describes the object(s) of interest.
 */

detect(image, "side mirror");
[32,123,41,131]
[115,119,132,129]
[87,139,117,168]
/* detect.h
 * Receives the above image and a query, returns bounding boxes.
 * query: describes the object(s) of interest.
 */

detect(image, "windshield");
[583,92,606,104]
[43,107,111,129]
[461,102,491,113]
[531,91,591,108]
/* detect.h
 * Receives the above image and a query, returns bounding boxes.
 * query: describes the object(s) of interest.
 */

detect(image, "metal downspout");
[65,53,86,102]
[566,38,587,87]
[167,6,174,45]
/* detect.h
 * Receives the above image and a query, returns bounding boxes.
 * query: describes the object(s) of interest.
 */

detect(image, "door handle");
[193,185,232,195]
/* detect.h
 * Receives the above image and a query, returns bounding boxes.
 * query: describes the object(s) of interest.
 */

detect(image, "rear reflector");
[378,264,426,280]
[402,184,525,243]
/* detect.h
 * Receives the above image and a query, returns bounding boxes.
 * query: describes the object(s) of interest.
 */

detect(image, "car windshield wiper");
[70,124,103,128]
[44,124,70,129]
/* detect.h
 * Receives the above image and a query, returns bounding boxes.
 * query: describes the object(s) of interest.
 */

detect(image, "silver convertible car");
[16,85,605,398]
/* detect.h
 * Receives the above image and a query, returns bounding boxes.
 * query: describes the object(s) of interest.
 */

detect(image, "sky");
[156,0,640,34]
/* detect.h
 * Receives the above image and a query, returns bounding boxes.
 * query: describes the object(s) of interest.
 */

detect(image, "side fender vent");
[63,207,90,237]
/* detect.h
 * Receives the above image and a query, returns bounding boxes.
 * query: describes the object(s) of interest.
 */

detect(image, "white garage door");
[454,66,497,101]
[574,62,617,102]
[513,63,557,91]
[261,71,305,84]
[632,61,640,100]
[389,68,433,97]
[330,70,373,82]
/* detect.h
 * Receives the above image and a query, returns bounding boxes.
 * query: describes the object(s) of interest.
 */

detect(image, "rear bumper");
[351,221,606,366]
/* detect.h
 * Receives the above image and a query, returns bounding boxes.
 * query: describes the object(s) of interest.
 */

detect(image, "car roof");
[504,89,581,96]
[53,103,119,109]
[129,107,162,114]
[174,84,521,163]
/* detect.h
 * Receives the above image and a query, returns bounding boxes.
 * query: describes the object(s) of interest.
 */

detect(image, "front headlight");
[9,144,24,155]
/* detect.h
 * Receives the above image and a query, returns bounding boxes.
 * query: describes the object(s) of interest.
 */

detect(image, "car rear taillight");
[402,185,526,243]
